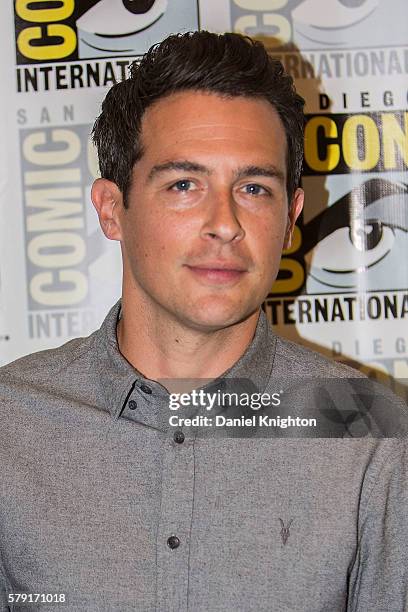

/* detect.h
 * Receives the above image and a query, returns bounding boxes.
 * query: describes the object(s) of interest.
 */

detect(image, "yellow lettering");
[271,259,304,294]
[343,115,380,171]
[382,112,408,169]
[15,0,74,22]
[17,24,76,61]
[304,117,340,172]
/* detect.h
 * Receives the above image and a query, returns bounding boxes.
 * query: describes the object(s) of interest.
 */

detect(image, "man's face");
[108,91,303,331]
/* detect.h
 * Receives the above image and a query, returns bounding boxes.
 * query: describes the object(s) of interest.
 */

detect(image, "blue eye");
[244,184,267,195]
[172,180,193,191]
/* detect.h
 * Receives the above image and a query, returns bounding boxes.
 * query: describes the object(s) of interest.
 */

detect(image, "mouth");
[184,263,248,285]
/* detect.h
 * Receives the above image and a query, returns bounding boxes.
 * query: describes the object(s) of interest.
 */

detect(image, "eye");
[123,0,156,14]
[292,0,379,29]
[242,184,270,196]
[76,0,168,47]
[305,224,396,287]
[339,0,368,7]
[349,220,383,251]
[170,180,195,192]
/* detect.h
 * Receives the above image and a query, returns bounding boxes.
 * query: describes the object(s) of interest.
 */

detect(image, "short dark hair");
[92,30,305,207]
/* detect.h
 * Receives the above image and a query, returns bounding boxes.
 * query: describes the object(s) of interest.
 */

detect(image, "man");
[0,31,407,612]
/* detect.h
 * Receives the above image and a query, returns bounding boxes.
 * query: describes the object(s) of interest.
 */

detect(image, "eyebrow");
[147,161,209,181]
[147,160,285,184]
[234,165,285,184]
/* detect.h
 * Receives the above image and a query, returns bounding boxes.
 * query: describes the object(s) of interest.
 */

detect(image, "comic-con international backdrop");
[1,1,407,391]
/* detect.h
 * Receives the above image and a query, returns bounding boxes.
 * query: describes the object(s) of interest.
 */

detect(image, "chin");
[179,298,259,332]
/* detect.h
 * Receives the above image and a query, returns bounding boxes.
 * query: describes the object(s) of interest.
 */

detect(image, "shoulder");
[272,333,364,378]
[269,334,408,437]
[0,332,97,389]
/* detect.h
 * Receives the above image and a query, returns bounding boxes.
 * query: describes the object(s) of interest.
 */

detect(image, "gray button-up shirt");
[1,301,407,611]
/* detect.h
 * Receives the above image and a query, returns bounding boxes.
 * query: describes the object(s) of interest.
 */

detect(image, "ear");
[283,188,304,250]
[91,178,124,241]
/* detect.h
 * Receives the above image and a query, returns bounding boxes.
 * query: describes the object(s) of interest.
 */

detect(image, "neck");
[117,293,260,391]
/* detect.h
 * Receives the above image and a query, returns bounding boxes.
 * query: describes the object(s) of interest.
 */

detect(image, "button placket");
[156,435,195,612]
[125,386,159,429]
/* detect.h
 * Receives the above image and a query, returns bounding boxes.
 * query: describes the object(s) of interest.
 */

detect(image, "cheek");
[126,213,190,266]
[252,223,286,266]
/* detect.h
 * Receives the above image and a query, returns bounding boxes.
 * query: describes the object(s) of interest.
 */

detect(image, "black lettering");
[361,91,370,108]
[384,294,398,318]
[298,299,312,323]
[116,60,130,81]
[367,296,381,319]
[266,300,281,325]
[39,66,52,91]
[86,63,100,88]
[319,93,331,110]
[343,297,356,320]
[103,62,116,86]
[401,294,408,318]
[314,298,329,322]
[24,67,38,92]
[331,298,345,321]
[70,64,84,88]
[283,300,296,325]
[383,90,394,107]
[55,65,68,89]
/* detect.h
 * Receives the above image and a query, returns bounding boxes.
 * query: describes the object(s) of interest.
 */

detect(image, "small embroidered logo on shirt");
[279,518,293,545]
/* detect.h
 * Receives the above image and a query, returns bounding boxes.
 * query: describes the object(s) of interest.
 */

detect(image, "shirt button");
[173,430,185,444]
[167,535,180,549]
[128,400,137,410]
[140,384,152,394]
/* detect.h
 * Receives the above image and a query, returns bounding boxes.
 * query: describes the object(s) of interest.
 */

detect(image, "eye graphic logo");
[300,179,408,294]
[77,0,168,57]
[292,0,381,45]
[14,0,198,65]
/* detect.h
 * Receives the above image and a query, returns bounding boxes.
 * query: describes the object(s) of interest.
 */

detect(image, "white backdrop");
[1,0,407,393]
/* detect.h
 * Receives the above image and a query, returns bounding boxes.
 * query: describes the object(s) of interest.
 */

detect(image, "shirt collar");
[93,300,277,418]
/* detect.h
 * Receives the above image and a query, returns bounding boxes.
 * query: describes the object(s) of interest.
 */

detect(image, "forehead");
[137,91,288,172]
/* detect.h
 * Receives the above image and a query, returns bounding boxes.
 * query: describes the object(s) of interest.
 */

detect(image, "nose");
[200,189,245,244]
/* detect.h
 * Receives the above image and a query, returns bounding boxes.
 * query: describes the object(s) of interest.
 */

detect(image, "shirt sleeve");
[347,439,408,612]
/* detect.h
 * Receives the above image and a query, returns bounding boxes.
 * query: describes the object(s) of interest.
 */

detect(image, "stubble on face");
[117,91,301,334]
